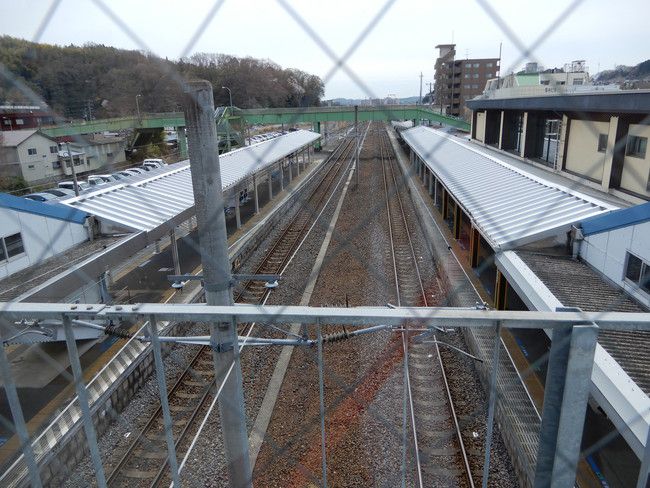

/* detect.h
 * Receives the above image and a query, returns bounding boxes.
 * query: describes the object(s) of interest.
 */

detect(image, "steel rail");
[106,136,357,486]
[381,124,475,488]
[379,126,424,488]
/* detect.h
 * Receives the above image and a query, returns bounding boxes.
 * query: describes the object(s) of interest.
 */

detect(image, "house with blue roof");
[578,201,650,307]
[0,193,90,279]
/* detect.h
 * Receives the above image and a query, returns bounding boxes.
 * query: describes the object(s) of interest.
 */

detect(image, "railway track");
[106,136,358,487]
[378,124,475,488]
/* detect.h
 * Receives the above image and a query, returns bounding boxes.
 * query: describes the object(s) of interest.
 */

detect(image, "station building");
[465,90,650,203]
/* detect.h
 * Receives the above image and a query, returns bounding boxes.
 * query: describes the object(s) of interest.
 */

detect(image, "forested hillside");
[0,36,324,119]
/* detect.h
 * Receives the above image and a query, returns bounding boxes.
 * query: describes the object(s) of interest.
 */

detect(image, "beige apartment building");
[433,44,499,119]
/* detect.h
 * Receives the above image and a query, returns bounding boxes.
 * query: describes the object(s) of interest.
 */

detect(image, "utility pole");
[428,82,434,106]
[183,80,252,488]
[419,72,423,105]
[221,86,233,152]
[354,104,359,189]
[65,142,79,197]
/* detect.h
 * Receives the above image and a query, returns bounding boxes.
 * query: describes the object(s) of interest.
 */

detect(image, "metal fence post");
[482,321,501,488]
[62,316,107,488]
[0,326,42,488]
[317,319,328,488]
[637,425,650,488]
[146,316,181,487]
[534,320,598,488]
[183,79,252,488]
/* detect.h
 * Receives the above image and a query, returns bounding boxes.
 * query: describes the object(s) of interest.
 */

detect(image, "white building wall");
[620,123,650,198]
[0,208,88,279]
[16,134,61,182]
[580,220,650,308]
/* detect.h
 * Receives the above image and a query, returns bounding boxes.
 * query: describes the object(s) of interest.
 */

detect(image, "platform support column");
[469,225,480,268]
[296,154,301,175]
[279,162,284,191]
[183,80,252,488]
[494,271,508,310]
[235,193,241,229]
[288,156,293,181]
[534,319,598,488]
[253,175,259,214]
[170,229,181,276]
[428,170,433,195]
[441,188,448,219]
[453,202,462,240]
[433,178,438,206]
[268,172,273,200]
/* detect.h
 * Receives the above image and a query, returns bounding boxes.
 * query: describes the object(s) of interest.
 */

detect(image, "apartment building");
[433,44,499,119]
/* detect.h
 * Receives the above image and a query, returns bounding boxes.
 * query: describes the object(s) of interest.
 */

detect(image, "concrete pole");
[267,172,273,200]
[170,229,180,275]
[65,142,80,196]
[279,162,284,191]
[182,80,252,488]
[428,170,433,195]
[354,105,359,188]
[253,175,259,214]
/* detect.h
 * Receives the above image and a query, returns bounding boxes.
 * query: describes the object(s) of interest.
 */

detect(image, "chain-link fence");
[0,1,649,487]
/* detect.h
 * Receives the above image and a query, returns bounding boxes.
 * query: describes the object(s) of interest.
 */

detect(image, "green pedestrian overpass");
[40,105,469,156]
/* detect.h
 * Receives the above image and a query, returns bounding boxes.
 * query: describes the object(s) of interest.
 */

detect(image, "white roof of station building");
[401,126,617,249]
[62,129,320,232]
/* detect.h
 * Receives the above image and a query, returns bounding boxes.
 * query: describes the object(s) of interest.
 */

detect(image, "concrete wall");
[620,123,650,198]
[565,119,609,182]
[0,208,88,279]
[580,220,650,308]
[475,111,486,142]
[85,140,127,171]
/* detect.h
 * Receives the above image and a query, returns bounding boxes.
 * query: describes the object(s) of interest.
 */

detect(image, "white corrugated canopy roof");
[401,126,617,249]
[63,129,320,232]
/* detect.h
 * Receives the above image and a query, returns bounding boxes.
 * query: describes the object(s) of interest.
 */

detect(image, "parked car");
[58,181,90,193]
[24,192,57,202]
[42,188,76,198]
[142,158,166,169]
[87,175,108,187]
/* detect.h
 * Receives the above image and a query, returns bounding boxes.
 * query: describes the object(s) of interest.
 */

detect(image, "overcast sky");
[1,0,648,99]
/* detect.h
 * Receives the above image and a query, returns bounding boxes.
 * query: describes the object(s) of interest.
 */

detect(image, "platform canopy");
[63,130,319,235]
[401,126,617,249]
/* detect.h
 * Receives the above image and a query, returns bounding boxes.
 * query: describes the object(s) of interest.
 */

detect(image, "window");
[473,73,479,79]
[472,84,479,89]
[573,78,584,85]
[27,165,35,169]
[486,62,493,68]
[52,161,61,169]
[626,135,647,159]
[625,252,650,293]
[4,233,24,259]
[27,148,37,155]
[50,146,58,154]
[2,119,10,126]
[15,118,24,125]
[597,134,608,152]
[486,73,493,78]
[107,152,113,158]
[473,63,480,68]
[464,73,470,78]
